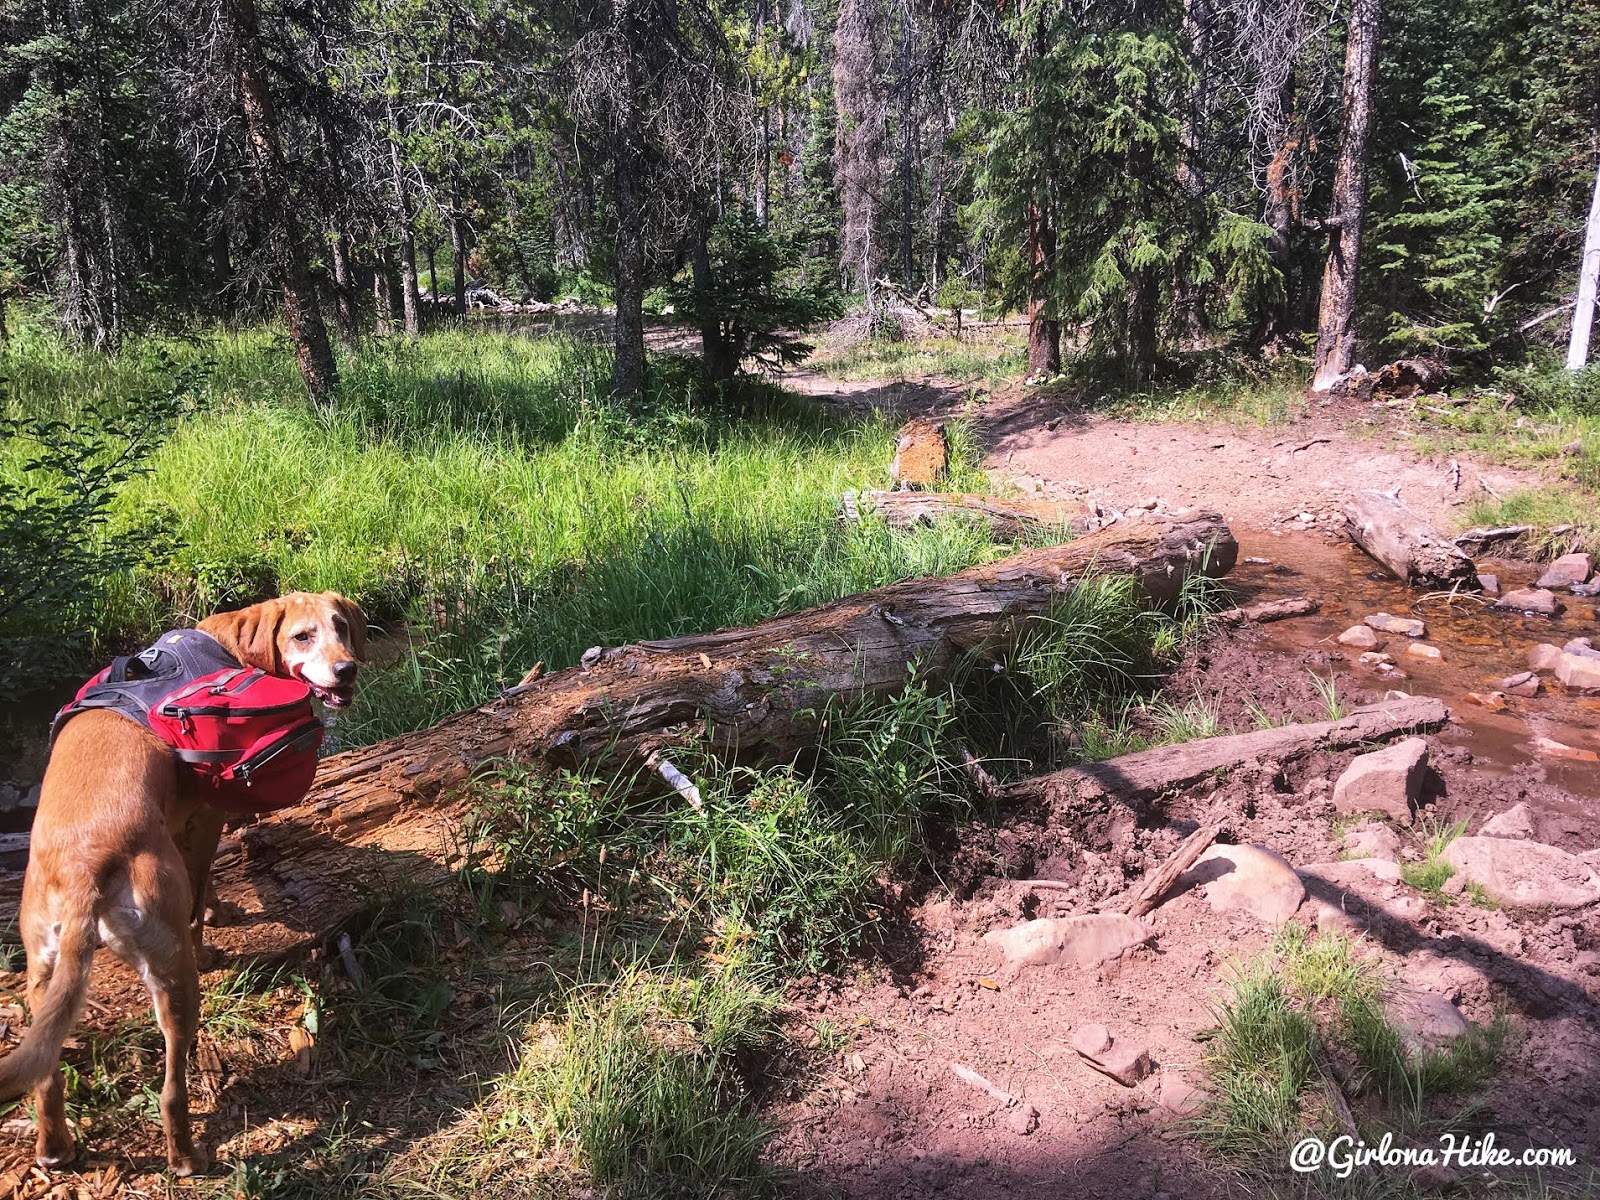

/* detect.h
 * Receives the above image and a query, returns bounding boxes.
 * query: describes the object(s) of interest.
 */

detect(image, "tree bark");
[202,513,1236,955]
[1309,0,1382,393]
[372,246,394,335]
[1026,197,1061,377]
[1002,696,1448,808]
[226,0,338,403]
[385,98,421,337]
[1565,158,1600,371]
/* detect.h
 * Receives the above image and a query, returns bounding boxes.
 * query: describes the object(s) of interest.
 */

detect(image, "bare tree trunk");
[692,215,734,382]
[755,109,771,226]
[1310,0,1381,392]
[611,0,649,398]
[329,229,358,347]
[451,170,469,317]
[1026,197,1061,377]
[373,244,394,334]
[896,13,916,288]
[226,0,337,402]
[383,97,421,337]
[209,216,233,319]
[1257,99,1300,344]
[1566,159,1600,370]
[226,90,310,352]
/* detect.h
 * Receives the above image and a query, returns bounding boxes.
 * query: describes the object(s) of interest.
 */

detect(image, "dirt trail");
[764,367,1600,1197]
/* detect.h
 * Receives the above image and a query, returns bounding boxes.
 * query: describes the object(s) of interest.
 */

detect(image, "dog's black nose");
[333,660,358,684]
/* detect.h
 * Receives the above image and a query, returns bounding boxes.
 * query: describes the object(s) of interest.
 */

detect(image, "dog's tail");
[0,914,95,1099]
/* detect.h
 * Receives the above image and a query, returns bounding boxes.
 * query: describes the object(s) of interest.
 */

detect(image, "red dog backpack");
[51,629,325,812]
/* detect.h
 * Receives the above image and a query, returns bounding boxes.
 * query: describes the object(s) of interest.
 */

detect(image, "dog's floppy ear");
[199,598,286,675]
[332,593,368,661]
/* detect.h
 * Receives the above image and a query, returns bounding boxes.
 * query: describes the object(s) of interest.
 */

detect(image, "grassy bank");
[2,322,997,744]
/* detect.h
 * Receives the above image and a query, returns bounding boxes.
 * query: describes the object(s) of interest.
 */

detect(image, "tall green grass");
[2,323,1001,743]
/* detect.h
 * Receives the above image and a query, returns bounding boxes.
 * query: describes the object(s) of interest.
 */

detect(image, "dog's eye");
[293,630,315,644]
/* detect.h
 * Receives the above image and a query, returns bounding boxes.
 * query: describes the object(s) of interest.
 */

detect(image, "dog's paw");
[35,1136,78,1170]
[204,898,244,928]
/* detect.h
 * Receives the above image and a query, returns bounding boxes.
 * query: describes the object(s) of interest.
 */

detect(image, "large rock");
[1365,613,1426,638]
[1535,553,1593,589]
[1528,643,1565,671]
[1178,844,1306,926]
[982,914,1154,975]
[1555,652,1600,692]
[1332,737,1429,824]
[1566,637,1600,660]
[1493,588,1565,617]
[1531,735,1599,763]
[1440,837,1600,909]
[1340,822,1403,861]
[1480,803,1537,840]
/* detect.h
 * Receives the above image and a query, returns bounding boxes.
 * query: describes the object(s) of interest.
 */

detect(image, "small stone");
[1405,642,1443,661]
[1365,612,1426,637]
[1441,836,1600,909]
[1308,899,1363,935]
[1464,690,1507,711]
[1157,1073,1207,1117]
[1532,735,1600,762]
[1072,1030,1153,1087]
[1006,1103,1041,1136]
[1412,1164,1461,1193]
[1566,637,1600,660]
[1480,802,1538,840]
[1244,556,1272,565]
[1440,873,1466,896]
[1476,573,1500,596]
[1358,651,1393,667]
[1338,625,1381,649]
[1528,643,1565,671]
[1070,1023,1112,1057]
[1179,844,1307,925]
[1498,670,1540,696]
[1386,988,1470,1053]
[1534,552,1593,589]
[1332,737,1429,824]
[1555,653,1600,691]
[1340,822,1402,861]
[1493,588,1565,616]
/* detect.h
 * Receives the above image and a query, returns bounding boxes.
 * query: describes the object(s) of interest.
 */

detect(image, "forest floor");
[2,325,1599,1199]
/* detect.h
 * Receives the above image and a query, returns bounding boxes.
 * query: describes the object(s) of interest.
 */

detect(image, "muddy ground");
[3,364,1599,1197]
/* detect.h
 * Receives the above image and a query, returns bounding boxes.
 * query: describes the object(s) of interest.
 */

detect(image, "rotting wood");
[843,489,1095,539]
[1343,490,1479,589]
[1107,824,1220,918]
[202,511,1238,958]
[1214,596,1319,624]
[1000,696,1449,809]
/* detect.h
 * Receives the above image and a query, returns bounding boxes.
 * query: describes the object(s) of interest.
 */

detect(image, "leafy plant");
[0,358,199,695]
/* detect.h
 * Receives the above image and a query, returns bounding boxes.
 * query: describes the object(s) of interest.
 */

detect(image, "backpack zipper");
[232,719,323,784]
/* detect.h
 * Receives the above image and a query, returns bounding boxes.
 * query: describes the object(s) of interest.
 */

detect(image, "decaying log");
[843,490,1095,539]
[1001,696,1449,809]
[1214,596,1319,624]
[1373,356,1450,398]
[205,511,1237,958]
[1343,490,1479,589]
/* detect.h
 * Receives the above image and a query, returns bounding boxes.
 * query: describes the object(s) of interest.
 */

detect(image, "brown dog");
[0,592,365,1175]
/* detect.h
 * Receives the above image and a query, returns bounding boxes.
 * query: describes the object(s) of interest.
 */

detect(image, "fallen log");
[1001,696,1449,809]
[843,489,1095,539]
[204,510,1237,958]
[1214,596,1319,624]
[1343,490,1479,589]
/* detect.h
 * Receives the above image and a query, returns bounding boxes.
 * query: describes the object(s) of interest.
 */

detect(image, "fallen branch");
[1107,824,1220,918]
[950,1061,1020,1107]
[205,511,1238,958]
[1001,696,1450,808]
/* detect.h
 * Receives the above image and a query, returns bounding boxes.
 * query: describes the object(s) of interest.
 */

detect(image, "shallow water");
[1231,530,1600,803]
